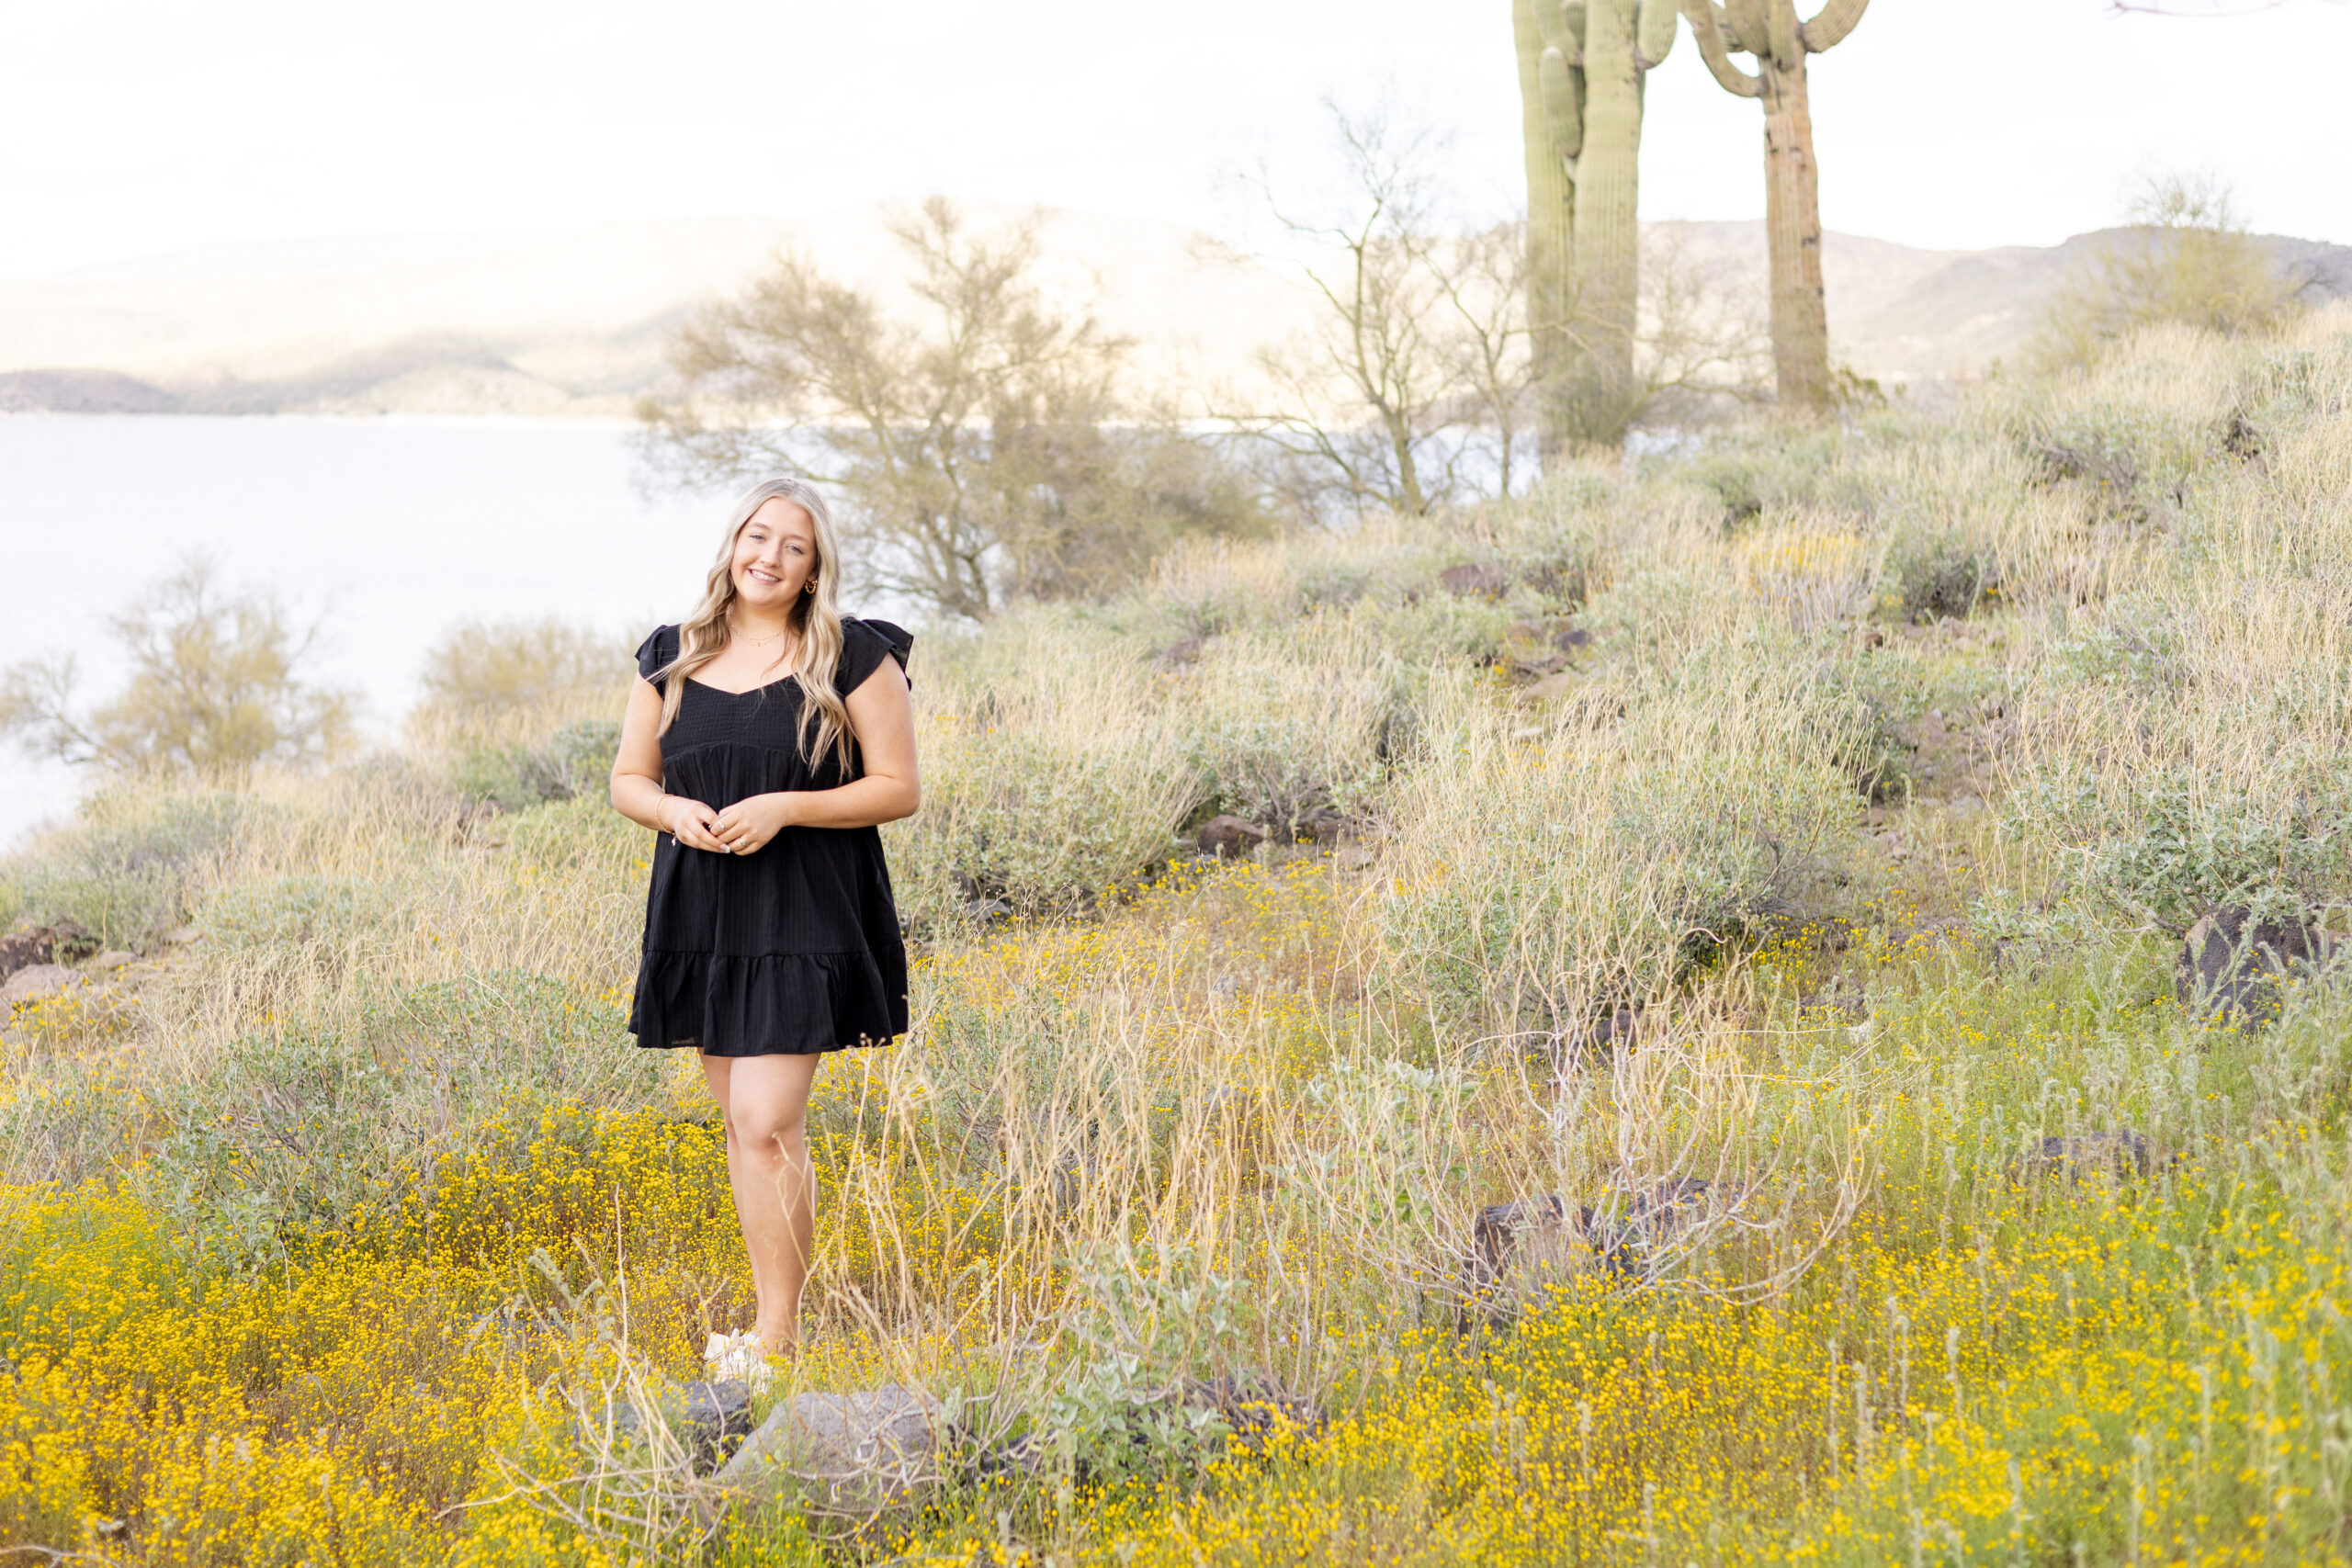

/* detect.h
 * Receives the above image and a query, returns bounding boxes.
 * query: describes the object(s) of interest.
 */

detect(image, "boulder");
[1,964,77,1009]
[2177,906,2333,1025]
[2011,1130,2160,1185]
[1294,805,1352,846]
[1464,1177,1718,1319]
[716,1384,943,1513]
[608,1379,755,1473]
[1439,563,1510,598]
[1184,1374,1322,1451]
[1466,1193,1575,1308]
[1517,671,1577,705]
[0,931,53,981]
[1195,816,1266,859]
[87,951,136,971]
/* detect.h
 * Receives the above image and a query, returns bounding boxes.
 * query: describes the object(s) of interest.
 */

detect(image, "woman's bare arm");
[610,676,729,852]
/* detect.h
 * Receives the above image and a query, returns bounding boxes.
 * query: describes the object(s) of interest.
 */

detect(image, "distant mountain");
[3,208,2345,416]
[1659,221,2352,389]
[0,206,1307,418]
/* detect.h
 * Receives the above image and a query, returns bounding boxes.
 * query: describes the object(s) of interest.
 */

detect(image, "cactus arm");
[1635,0,1679,70]
[1721,0,1770,54]
[1533,0,1586,55]
[1765,0,1803,70]
[1679,0,1763,96]
[1538,47,1586,161]
[1797,0,1868,52]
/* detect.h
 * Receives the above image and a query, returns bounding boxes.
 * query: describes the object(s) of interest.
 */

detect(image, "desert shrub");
[1376,660,1853,1030]
[503,793,648,881]
[8,788,251,952]
[145,971,657,1261]
[415,617,628,730]
[198,875,386,953]
[451,718,622,813]
[1178,615,1418,836]
[1669,423,1865,531]
[895,729,1200,921]
[1817,650,1922,804]
[888,615,1204,923]
[2032,173,2306,374]
[1883,528,1996,622]
[1044,1242,1261,1483]
[2006,763,2352,934]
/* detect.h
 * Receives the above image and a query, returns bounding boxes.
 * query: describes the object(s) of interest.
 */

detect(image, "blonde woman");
[610,475,918,1371]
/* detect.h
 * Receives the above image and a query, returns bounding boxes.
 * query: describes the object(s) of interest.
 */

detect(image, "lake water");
[0,416,753,848]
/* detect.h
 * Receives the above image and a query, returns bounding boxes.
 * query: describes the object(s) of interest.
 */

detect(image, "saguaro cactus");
[1513,0,1679,453]
[1679,0,1869,412]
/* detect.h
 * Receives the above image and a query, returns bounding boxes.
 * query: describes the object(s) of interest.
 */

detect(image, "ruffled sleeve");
[636,625,680,682]
[838,616,915,693]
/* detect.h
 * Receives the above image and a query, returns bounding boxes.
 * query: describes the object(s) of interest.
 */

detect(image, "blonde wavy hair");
[653,476,857,774]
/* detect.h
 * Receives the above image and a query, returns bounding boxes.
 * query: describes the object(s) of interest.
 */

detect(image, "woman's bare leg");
[702,1052,823,1353]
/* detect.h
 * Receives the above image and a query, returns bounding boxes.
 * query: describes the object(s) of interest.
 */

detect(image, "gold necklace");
[729,616,788,649]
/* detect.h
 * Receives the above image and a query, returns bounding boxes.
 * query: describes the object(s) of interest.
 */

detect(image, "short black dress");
[628,616,913,1056]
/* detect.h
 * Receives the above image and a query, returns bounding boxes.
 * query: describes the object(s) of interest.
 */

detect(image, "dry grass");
[1,306,2349,1562]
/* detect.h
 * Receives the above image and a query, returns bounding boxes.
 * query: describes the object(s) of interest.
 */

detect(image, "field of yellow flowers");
[5,309,2352,1563]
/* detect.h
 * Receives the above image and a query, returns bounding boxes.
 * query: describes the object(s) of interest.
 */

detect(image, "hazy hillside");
[4,206,2346,416]
[1658,220,2352,389]
[0,205,1309,418]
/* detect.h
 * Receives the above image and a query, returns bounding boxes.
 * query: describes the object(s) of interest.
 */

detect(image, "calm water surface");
[0,416,740,847]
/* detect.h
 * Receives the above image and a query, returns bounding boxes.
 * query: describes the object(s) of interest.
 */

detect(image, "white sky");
[3,0,2347,280]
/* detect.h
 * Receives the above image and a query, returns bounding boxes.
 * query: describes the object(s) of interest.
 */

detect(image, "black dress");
[628,616,913,1056]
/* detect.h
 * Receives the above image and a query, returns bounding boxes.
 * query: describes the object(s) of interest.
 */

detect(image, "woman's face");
[730,497,819,613]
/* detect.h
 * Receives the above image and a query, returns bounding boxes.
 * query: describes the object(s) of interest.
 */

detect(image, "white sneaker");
[703,1331,775,1392]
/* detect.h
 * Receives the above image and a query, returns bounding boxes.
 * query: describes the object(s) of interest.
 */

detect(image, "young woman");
[609,475,918,1370]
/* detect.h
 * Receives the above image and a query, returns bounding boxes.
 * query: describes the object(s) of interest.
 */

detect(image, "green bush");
[891,728,1201,922]
[2006,763,2352,933]
[198,875,385,954]
[452,718,622,813]
[1376,660,1854,1031]
[1882,531,1996,623]
[9,788,251,952]
[145,970,657,1264]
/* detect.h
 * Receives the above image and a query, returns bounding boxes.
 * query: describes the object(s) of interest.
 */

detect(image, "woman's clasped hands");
[662,793,799,855]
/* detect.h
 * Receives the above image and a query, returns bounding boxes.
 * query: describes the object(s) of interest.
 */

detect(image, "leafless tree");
[1226,102,1477,523]
[1225,99,1766,525]
[638,199,1270,620]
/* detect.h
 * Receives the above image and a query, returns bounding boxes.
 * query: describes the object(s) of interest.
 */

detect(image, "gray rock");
[608,1379,755,1473]
[1294,805,1351,845]
[1185,1374,1322,1451]
[0,964,77,1009]
[87,950,136,971]
[1439,563,1510,598]
[1465,1177,1719,1321]
[1195,816,1266,859]
[715,1383,942,1511]
[2177,905,2333,1025]
[2011,1130,2160,1185]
